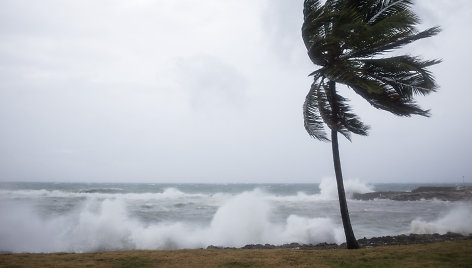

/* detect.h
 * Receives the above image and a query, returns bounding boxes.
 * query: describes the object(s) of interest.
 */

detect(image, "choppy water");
[0,179,471,253]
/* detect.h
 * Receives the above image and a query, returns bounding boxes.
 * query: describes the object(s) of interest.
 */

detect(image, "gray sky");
[0,0,471,183]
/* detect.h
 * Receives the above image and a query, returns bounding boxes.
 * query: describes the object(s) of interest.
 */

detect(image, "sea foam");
[0,189,344,253]
[0,187,206,200]
[2,180,465,253]
[318,177,374,200]
[410,205,472,235]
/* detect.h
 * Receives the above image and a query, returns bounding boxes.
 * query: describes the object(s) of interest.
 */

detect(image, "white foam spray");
[0,187,206,201]
[0,189,344,253]
[318,177,374,200]
[410,205,472,235]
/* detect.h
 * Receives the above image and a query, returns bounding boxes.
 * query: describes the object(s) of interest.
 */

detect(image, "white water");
[411,205,472,235]
[318,177,374,200]
[0,179,470,253]
[0,187,208,201]
[0,189,345,252]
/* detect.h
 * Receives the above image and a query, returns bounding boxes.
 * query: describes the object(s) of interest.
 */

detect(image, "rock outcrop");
[207,232,471,250]
[352,186,472,201]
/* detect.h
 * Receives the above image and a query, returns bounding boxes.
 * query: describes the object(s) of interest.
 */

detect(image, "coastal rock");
[356,232,469,248]
[241,244,277,249]
[205,233,471,250]
[352,186,472,201]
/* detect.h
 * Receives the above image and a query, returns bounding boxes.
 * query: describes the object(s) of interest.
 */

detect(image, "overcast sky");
[0,0,471,183]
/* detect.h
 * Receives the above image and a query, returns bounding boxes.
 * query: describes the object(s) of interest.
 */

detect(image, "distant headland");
[352,186,472,201]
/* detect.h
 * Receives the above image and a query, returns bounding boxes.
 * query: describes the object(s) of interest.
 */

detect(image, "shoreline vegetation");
[1,236,471,267]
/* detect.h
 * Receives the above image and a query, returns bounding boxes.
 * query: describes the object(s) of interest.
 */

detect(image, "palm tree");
[301,0,440,249]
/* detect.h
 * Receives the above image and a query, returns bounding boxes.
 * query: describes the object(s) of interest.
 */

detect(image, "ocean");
[1,179,471,253]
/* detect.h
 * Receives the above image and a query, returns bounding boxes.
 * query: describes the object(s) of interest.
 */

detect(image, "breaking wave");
[318,177,374,200]
[0,189,345,253]
[410,205,472,235]
[0,179,421,253]
[0,178,372,204]
[0,187,208,201]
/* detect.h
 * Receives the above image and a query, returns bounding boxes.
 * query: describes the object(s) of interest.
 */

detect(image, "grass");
[0,239,471,268]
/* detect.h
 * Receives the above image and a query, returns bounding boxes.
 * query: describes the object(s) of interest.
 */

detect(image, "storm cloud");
[0,1,470,183]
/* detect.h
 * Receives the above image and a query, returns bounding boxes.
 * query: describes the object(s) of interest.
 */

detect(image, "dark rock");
[352,186,472,201]
[206,245,223,250]
[356,232,471,248]
[412,187,457,192]
[206,232,471,251]
[241,244,280,249]
[281,242,302,249]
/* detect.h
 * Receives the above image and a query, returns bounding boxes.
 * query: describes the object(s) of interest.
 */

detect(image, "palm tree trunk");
[331,129,359,249]
[328,80,360,249]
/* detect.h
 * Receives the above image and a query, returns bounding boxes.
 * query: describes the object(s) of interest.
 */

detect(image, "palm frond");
[320,61,432,117]
[334,95,370,139]
[362,56,441,97]
[313,80,369,141]
[302,0,439,140]
[346,26,440,59]
[302,3,339,66]
[368,0,414,24]
[304,78,330,141]
[303,0,322,19]
[350,82,431,117]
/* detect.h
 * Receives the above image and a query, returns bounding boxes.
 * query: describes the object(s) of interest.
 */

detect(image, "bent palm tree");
[302,0,440,249]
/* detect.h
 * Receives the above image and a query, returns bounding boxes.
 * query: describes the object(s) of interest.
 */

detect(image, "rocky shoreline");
[207,232,472,250]
[352,186,472,201]
[205,186,472,250]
